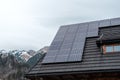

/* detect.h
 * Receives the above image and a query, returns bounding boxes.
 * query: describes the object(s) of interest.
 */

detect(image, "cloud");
[0,0,120,50]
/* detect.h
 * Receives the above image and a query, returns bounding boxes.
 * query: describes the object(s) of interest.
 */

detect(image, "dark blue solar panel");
[55,49,70,62]
[110,18,120,26]
[42,18,120,64]
[70,49,81,54]
[72,42,85,49]
[87,32,98,37]
[51,41,62,45]
[53,26,68,41]
[49,45,61,50]
[42,26,69,63]
[55,55,68,62]
[42,56,56,63]
[54,25,78,62]
[60,43,72,49]
[87,21,99,37]
[57,49,70,56]
[64,35,75,41]
[75,34,86,42]
[68,54,83,61]
[45,50,58,56]
[99,19,111,27]
[67,23,88,62]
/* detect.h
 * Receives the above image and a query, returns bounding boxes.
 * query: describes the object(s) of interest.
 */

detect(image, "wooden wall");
[41,72,120,80]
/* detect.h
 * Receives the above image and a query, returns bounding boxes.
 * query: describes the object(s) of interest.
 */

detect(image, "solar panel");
[42,18,120,64]
[42,26,69,63]
[42,56,56,63]
[73,42,85,49]
[54,25,78,63]
[99,19,111,27]
[110,18,120,26]
[55,55,68,62]
[87,21,99,37]
[67,23,88,62]
[58,49,70,55]
[68,53,82,61]
[45,50,58,56]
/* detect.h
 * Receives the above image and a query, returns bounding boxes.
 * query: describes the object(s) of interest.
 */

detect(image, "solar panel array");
[42,18,120,64]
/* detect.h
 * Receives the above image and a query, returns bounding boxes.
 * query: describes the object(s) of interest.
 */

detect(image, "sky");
[0,0,120,51]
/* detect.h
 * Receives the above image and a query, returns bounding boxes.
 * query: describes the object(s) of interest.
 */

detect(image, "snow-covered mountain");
[0,46,49,63]
[26,46,49,67]
[8,50,34,62]
[0,46,49,80]
[20,51,32,62]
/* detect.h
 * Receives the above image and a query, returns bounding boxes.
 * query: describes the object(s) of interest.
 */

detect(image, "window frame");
[103,44,120,54]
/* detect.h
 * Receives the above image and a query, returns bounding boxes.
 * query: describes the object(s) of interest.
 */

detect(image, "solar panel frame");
[70,49,82,54]
[110,18,120,26]
[60,43,72,49]
[42,26,69,63]
[68,53,83,61]
[99,19,111,27]
[55,55,68,62]
[42,18,120,64]
[66,24,88,62]
[53,25,79,63]
[87,21,99,37]
[45,50,58,56]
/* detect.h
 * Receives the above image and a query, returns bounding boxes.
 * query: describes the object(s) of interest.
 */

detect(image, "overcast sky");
[0,0,120,50]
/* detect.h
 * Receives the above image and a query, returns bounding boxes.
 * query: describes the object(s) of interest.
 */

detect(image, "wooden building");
[25,18,120,80]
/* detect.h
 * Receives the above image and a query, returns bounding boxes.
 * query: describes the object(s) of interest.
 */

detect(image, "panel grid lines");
[42,18,120,64]
[42,26,69,63]
[54,26,70,62]
[54,25,78,62]
[67,25,79,61]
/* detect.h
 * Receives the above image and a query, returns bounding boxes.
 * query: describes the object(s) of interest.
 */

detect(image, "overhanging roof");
[26,17,120,78]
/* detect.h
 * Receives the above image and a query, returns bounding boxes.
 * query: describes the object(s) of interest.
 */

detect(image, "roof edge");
[25,69,120,77]
[61,17,120,28]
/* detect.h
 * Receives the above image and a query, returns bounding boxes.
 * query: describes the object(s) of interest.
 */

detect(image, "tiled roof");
[26,18,120,77]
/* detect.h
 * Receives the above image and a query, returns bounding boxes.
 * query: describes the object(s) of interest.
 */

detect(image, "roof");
[42,18,120,64]
[96,26,120,47]
[26,17,120,77]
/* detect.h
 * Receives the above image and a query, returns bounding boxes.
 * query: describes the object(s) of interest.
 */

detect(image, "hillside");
[0,46,49,80]
[0,54,29,80]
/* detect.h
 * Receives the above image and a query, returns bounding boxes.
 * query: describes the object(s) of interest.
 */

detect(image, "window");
[103,44,120,54]
[114,46,120,51]
[106,46,113,52]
